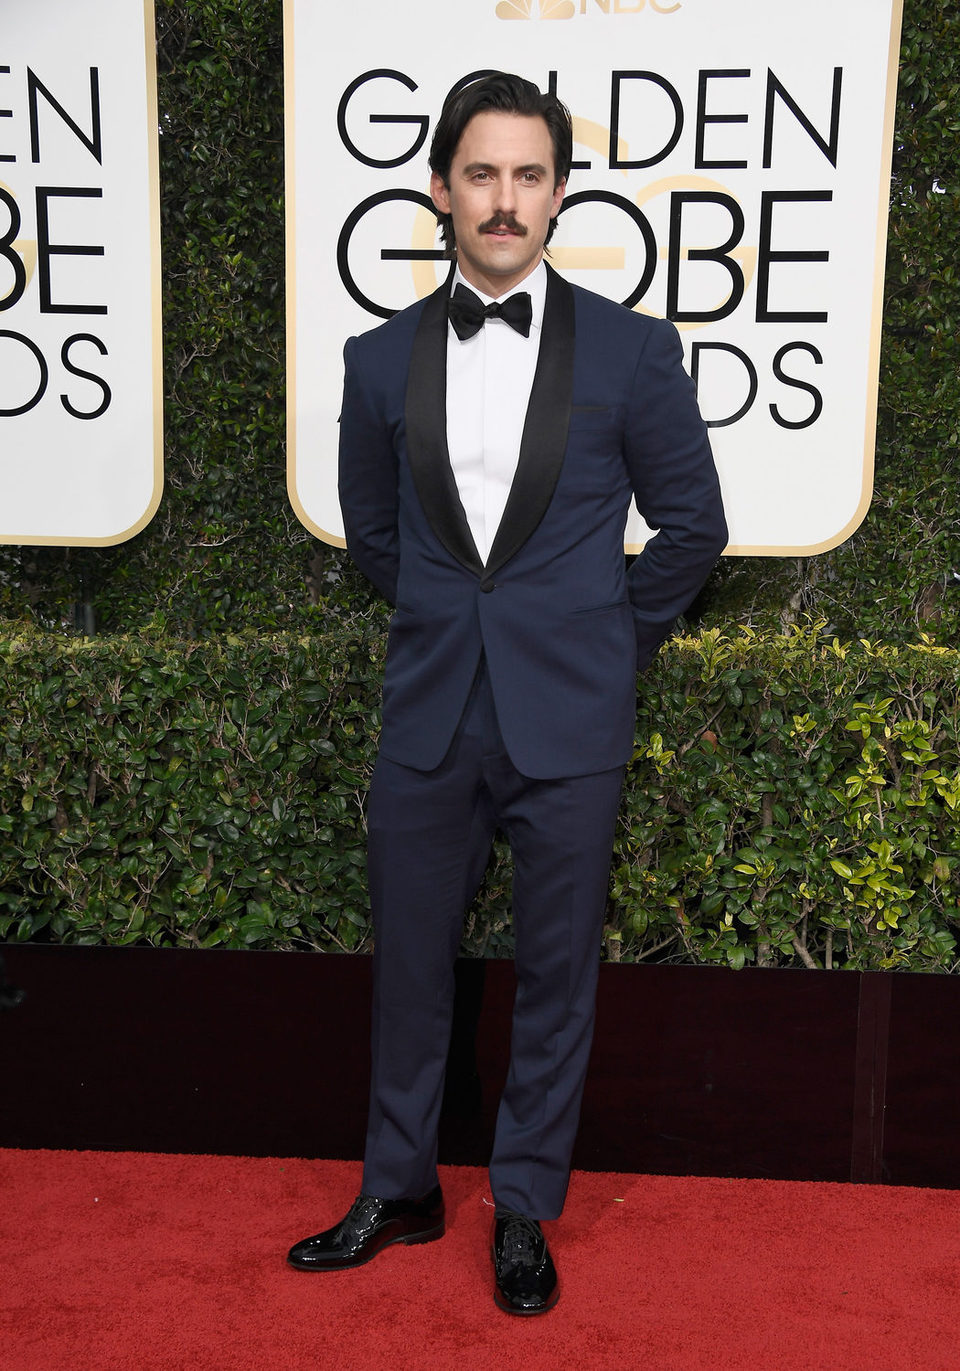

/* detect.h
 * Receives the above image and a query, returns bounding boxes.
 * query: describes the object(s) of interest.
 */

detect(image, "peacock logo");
[495,0,576,19]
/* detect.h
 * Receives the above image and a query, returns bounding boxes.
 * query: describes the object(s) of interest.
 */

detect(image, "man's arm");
[337,336,400,606]
[622,317,728,670]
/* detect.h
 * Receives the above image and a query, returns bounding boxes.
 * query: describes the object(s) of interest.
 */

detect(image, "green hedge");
[1,2,959,972]
[3,625,958,971]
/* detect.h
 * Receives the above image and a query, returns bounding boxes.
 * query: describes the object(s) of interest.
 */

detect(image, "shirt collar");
[450,259,547,334]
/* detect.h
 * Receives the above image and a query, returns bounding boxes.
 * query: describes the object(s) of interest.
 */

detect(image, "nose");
[494,176,518,215]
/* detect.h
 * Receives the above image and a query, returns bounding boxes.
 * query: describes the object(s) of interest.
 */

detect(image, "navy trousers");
[361,661,625,1220]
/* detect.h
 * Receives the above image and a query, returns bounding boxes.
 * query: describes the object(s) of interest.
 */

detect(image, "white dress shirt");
[445,260,547,565]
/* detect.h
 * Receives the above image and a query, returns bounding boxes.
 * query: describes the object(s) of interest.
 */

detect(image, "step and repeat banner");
[0,0,162,546]
[285,0,904,555]
[1,2,903,553]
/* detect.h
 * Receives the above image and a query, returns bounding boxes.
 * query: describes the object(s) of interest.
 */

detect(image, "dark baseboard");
[1,944,957,1187]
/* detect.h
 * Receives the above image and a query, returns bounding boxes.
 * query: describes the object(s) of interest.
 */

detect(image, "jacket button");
[479,581,496,593]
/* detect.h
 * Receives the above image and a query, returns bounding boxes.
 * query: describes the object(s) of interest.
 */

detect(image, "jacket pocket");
[570,598,630,616]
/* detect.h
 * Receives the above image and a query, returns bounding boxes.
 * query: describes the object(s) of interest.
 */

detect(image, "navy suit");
[339,264,726,1217]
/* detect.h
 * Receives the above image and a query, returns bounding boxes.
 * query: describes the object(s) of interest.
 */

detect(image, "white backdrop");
[286,0,903,555]
[0,0,161,546]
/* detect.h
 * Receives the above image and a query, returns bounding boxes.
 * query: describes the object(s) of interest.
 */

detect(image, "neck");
[454,253,544,300]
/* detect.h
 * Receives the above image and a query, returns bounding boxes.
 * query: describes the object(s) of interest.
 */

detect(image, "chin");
[479,247,531,271]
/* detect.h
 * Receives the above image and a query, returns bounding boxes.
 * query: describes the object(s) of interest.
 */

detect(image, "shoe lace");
[499,1213,543,1269]
[342,1194,384,1235]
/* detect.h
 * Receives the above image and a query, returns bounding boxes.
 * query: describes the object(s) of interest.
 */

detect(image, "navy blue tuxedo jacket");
[338,264,727,780]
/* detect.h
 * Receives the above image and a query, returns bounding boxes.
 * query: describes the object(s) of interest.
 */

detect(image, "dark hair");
[428,72,573,252]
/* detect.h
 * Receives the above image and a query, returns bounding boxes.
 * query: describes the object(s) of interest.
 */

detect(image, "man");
[288,73,727,1315]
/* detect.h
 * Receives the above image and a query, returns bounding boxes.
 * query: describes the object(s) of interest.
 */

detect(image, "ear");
[430,171,451,216]
[550,177,566,219]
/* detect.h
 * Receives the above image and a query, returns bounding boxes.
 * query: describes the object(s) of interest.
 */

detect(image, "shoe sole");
[287,1221,445,1271]
[492,1284,560,1316]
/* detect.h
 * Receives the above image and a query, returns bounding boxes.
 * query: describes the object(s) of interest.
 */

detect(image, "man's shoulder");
[346,290,436,361]
[567,277,672,343]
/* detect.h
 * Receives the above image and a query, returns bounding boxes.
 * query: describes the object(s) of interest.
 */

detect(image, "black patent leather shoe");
[492,1212,559,1315]
[287,1186,444,1271]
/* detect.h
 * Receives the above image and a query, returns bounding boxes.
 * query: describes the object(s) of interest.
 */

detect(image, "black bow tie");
[447,284,533,341]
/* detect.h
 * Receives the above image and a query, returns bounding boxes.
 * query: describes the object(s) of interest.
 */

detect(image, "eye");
[520,172,541,184]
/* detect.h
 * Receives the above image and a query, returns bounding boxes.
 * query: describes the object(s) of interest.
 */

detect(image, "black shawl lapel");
[405,281,484,575]
[484,263,575,580]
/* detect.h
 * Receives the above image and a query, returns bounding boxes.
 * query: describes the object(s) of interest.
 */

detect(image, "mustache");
[478,213,528,236]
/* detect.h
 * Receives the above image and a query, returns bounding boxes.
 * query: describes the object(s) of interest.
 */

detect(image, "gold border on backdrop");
[283,0,346,549]
[704,0,905,559]
[287,1,906,559]
[0,0,164,548]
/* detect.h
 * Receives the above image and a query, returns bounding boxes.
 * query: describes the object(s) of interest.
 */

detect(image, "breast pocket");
[567,404,624,435]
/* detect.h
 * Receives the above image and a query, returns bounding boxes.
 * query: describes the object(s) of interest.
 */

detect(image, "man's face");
[430,110,566,298]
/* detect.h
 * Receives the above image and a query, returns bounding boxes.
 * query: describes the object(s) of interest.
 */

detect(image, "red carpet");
[2,1150,959,1370]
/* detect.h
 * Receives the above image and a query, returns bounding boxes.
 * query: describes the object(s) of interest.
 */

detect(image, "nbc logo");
[496,0,575,16]
[496,0,680,16]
